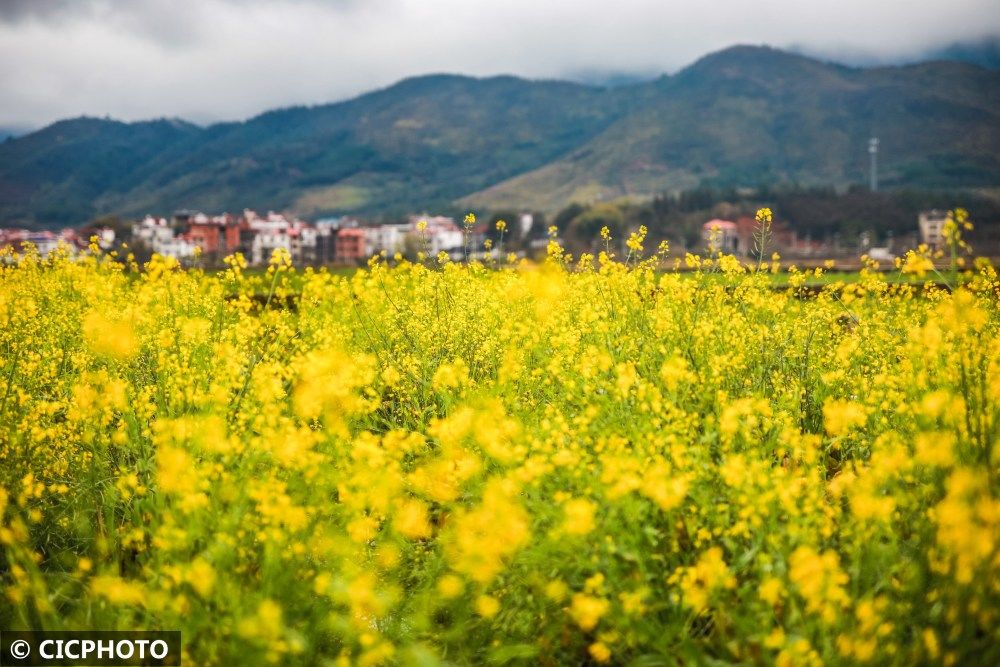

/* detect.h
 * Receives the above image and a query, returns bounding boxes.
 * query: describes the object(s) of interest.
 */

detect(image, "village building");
[702,219,739,254]
[153,236,198,260]
[35,207,507,268]
[132,216,175,246]
[518,212,534,239]
[3,229,75,258]
[185,212,243,257]
[918,210,948,249]
[336,227,367,264]
[365,222,411,256]
[409,215,464,256]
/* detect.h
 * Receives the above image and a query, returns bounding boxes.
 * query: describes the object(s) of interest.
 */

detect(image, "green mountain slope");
[2,45,999,227]
[0,117,203,225]
[0,75,622,226]
[464,46,1000,211]
[114,74,624,219]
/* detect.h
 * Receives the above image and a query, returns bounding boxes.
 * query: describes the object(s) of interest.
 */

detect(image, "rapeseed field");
[1,214,998,665]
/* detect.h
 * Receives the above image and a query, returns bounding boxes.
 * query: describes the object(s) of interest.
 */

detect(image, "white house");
[365,223,411,255]
[152,236,197,260]
[518,212,534,239]
[409,215,464,256]
[918,210,948,249]
[132,216,175,245]
[25,231,63,258]
[252,227,293,265]
[132,215,198,260]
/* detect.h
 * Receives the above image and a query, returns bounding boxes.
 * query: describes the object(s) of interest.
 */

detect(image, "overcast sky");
[1,0,998,129]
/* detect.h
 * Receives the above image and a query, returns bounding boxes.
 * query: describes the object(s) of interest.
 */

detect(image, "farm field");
[1,233,998,665]
[219,263,966,295]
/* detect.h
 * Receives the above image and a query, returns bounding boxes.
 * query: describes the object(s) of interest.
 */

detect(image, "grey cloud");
[0,0,92,23]
[0,0,362,22]
[1,0,998,128]
[0,1,203,47]
[0,1,366,48]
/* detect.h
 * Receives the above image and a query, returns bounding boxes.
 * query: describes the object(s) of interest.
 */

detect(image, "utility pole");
[868,137,879,192]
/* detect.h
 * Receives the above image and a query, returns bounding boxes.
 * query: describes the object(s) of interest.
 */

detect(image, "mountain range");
[2,44,999,228]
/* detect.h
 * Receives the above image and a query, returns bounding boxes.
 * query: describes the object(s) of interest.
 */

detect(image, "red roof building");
[336,228,367,264]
